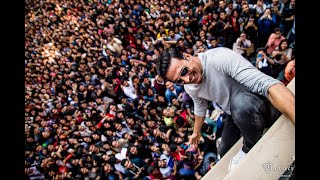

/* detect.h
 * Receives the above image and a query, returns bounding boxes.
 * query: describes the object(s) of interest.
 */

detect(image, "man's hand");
[190,131,202,145]
[191,115,206,144]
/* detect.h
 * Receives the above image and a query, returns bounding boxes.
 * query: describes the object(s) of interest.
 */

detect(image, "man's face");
[178,40,185,47]
[150,145,159,152]
[84,137,91,143]
[169,31,175,37]
[126,118,135,126]
[163,107,175,117]
[102,154,110,161]
[71,159,79,165]
[165,81,174,90]
[242,5,249,13]
[125,160,133,169]
[103,164,112,173]
[130,146,138,155]
[103,143,111,150]
[174,137,183,144]
[81,167,89,174]
[179,26,185,33]
[275,31,282,38]
[158,160,167,168]
[133,78,139,84]
[156,76,164,83]
[158,96,165,102]
[110,105,117,112]
[106,130,114,136]
[153,129,161,137]
[143,78,150,85]
[124,133,132,140]
[165,55,203,85]
[211,39,218,47]
[172,98,180,106]
[112,141,119,147]
[92,134,100,140]
[240,33,247,40]
[220,12,227,19]
[196,41,203,47]
[219,0,226,9]
[161,143,169,151]
[147,120,156,128]
[89,145,98,153]
[117,112,124,119]
[115,123,123,130]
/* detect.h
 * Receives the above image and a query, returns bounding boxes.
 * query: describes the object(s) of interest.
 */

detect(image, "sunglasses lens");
[180,67,188,76]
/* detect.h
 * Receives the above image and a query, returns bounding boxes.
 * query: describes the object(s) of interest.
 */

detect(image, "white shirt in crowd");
[122,79,138,100]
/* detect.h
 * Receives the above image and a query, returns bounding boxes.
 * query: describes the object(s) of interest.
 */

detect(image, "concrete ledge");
[202,78,295,180]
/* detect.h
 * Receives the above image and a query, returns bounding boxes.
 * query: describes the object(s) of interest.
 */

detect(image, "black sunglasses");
[174,66,189,85]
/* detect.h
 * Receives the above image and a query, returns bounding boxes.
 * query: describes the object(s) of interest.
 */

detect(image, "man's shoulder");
[202,47,235,62]
[204,47,231,53]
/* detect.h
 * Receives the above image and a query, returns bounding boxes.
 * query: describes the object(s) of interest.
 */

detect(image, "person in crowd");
[243,14,259,52]
[164,81,184,106]
[255,47,274,76]
[266,28,286,55]
[257,8,277,47]
[233,32,253,59]
[269,38,293,78]
[282,59,295,85]
[227,9,241,49]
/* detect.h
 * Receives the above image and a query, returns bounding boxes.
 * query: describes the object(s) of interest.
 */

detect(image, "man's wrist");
[193,129,201,134]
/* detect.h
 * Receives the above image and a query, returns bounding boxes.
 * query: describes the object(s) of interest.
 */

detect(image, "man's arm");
[184,93,208,144]
[190,115,206,144]
[268,83,295,125]
[211,48,295,124]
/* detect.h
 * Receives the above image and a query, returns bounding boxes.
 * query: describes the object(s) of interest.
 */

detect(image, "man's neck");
[194,56,204,75]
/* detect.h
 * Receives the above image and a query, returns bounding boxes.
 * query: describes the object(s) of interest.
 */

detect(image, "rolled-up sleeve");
[190,96,208,117]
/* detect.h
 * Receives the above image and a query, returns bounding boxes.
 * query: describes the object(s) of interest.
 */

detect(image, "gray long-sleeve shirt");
[184,47,282,116]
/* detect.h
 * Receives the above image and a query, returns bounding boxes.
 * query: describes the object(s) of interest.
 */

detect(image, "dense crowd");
[25,0,295,179]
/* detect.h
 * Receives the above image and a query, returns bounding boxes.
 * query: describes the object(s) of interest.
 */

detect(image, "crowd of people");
[25,0,295,179]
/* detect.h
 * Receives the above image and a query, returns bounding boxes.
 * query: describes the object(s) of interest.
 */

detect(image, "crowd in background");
[25,0,295,179]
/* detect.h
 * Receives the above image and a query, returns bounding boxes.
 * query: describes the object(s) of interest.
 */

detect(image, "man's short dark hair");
[177,38,184,43]
[169,144,178,152]
[128,145,135,154]
[209,36,217,41]
[156,48,184,77]
[256,47,266,54]
[131,75,139,82]
[274,28,282,33]
[175,117,185,127]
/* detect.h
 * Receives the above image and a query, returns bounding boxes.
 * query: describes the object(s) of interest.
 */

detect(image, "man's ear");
[183,53,192,61]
